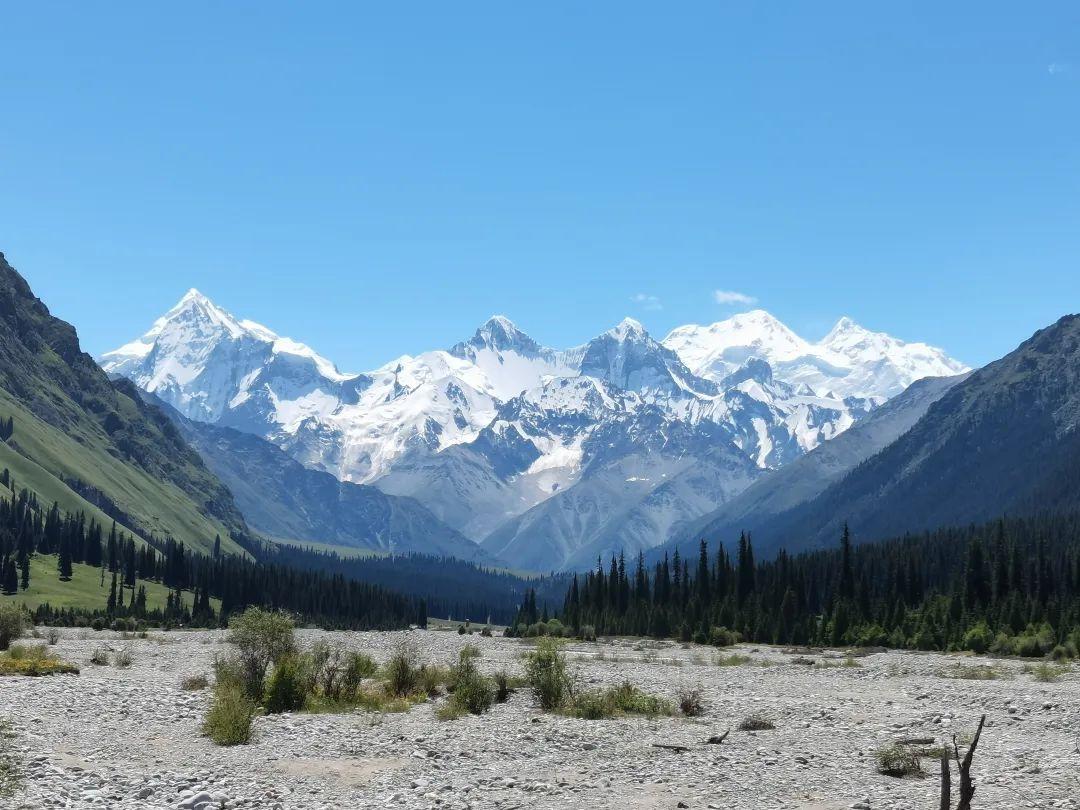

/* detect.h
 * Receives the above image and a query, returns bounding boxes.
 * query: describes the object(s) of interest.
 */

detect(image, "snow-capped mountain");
[663,309,968,401]
[102,292,967,570]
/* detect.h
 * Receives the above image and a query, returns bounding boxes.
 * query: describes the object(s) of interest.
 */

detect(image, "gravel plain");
[1,628,1077,809]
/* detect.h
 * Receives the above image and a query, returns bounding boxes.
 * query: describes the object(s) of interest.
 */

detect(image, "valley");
[3,628,1073,809]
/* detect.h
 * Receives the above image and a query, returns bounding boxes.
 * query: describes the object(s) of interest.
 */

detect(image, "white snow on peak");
[607,317,648,340]
[663,309,968,400]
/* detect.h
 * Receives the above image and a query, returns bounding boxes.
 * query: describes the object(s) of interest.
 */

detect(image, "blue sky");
[1,2,1077,371]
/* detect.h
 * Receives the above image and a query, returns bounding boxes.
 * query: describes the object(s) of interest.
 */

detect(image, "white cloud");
[1048,62,1071,75]
[713,289,757,306]
[629,293,663,311]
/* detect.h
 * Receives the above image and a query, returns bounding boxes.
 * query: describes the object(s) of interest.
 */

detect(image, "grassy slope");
[0,387,241,554]
[0,554,218,612]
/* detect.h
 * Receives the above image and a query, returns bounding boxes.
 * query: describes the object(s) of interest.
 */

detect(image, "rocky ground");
[1,628,1076,809]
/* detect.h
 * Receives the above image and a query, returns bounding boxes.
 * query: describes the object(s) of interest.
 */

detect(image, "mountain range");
[102,290,968,570]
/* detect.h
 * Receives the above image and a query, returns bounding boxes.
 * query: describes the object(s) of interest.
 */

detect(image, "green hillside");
[0,554,219,612]
[0,252,252,555]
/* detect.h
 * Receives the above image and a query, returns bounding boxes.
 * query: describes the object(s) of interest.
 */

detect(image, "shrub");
[263,655,310,713]
[737,715,776,731]
[113,648,133,669]
[568,682,672,719]
[0,719,19,798]
[202,684,256,746]
[450,669,495,716]
[480,627,493,638]
[707,626,738,648]
[875,743,924,777]
[46,628,60,646]
[989,632,1014,656]
[941,664,1002,681]
[962,622,994,654]
[578,625,597,642]
[493,670,516,703]
[0,645,79,677]
[89,647,109,666]
[340,651,378,696]
[677,686,705,717]
[524,638,572,711]
[1026,662,1064,683]
[1050,644,1073,663]
[713,653,751,667]
[0,605,26,651]
[384,640,423,697]
[181,674,209,691]
[416,664,450,698]
[1014,634,1045,658]
[226,608,297,701]
[90,617,106,632]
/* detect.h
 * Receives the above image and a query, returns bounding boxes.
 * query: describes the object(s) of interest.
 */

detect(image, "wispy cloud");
[630,293,663,311]
[1048,62,1072,75]
[714,289,757,306]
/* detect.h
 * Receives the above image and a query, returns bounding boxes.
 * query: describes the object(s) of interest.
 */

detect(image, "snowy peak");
[453,315,543,357]
[662,309,968,400]
[579,318,715,397]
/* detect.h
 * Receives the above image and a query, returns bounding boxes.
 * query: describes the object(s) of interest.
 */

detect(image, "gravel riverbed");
[2,628,1077,809]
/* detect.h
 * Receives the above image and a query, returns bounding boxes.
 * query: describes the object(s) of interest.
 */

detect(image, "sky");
[1,2,1078,372]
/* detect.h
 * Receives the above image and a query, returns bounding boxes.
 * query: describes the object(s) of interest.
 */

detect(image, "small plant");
[875,743,924,778]
[842,656,861,668]
[384,640,423,698]
[263,655,310,713]
[89,647,110,666]
[46,628,60,646]
[713,653,752,667]
[524,638,572,711]
[567,682,672,719]
[493,670,521,703]
[0,645,79,677]
[181,674,209,691]
[737,715,776,731]
[113,648,133,669]
[226,607,297,701]
[202,684,257,746]
[0,719,19,798]
[0,605,27,651]
[941,664,1003,681]
[1024,662,1064,683]
[677,686,706,717]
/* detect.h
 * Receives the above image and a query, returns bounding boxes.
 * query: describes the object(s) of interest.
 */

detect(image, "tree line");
[0,483,426,630]
[522,513,1080,656]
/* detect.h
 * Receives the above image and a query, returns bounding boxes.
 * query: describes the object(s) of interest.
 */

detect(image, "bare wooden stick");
[955,714,986,810]
[652,743,691,752]
[939,749,951,810]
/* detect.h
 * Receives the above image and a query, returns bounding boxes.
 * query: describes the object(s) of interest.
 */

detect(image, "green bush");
[875,744,924,777]
[567,682,672,719]
[707,626,738,647]
[1050,644,1073,662]
[962,621,994,654]
[451,670,495,715]
[226,608,296,700]
[384,640,422,697]
[263,655,310,714]
[89,647,109,666]
[0,605,26,651]
[677,686,705,717]
[989,632,1014,655]
[202,685,257,746]
[112,648,133,669]
[524,638,572,711]
[1014,634,1044,658]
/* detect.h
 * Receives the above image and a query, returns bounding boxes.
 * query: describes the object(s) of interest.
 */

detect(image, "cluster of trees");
[1,485,426,630]
[0,416,13,442]
[275,544,568,626]
[539,515,1080,655]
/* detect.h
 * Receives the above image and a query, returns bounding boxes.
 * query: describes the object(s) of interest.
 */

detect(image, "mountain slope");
[656,371,968,562]
[0,254,251,554]
[102,290,968,568]
[709,315,1080,555]
[162,402,486,559]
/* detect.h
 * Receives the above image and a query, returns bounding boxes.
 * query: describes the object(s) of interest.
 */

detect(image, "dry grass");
[0,645,79,677]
